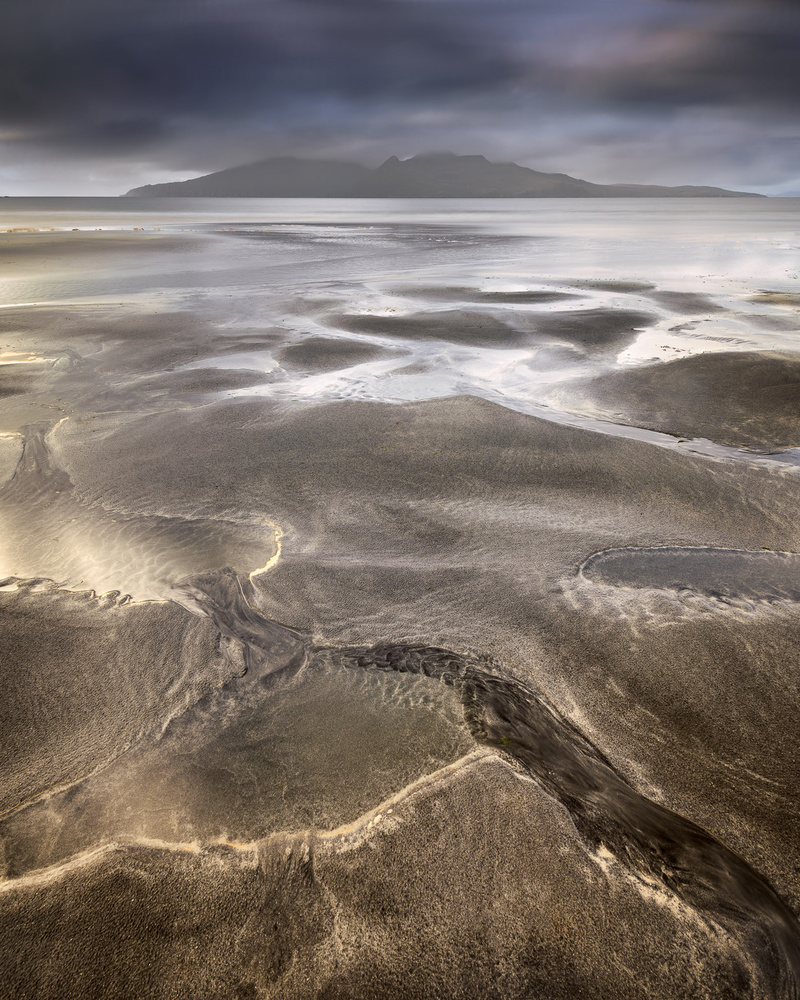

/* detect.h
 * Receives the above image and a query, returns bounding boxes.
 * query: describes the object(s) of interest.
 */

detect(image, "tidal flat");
[1,197,799,999]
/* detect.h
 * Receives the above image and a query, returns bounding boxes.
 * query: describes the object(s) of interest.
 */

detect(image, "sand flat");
[556,350,800,449]
[2,200,800,998]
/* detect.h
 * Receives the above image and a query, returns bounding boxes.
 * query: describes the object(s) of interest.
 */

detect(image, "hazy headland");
[125,152,762,198]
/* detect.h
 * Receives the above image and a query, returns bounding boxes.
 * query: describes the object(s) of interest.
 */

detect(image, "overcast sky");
[1,0,799,195]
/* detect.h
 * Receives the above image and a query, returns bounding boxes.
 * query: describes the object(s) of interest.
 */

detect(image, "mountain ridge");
[125,152,762,198]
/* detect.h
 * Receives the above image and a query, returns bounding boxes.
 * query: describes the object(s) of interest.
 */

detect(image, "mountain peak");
[408,152,489,162]
[125,153,762,199]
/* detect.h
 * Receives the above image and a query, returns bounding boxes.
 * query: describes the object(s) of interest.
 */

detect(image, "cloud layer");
[1,0,799,193]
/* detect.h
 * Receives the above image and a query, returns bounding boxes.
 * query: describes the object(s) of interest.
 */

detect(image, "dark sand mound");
[390,285,582,305]
[566,280,725,315]
[529,308,654,351]
[646,290,724,314]
[332,309,526,347]
[331,307,653,352]
[572,350,800,449]
[276,336,391,371]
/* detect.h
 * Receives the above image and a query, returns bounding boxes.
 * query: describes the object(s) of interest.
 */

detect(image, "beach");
[1,197,799,998]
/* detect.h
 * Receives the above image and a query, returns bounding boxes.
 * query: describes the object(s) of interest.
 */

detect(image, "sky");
[1,0,799,195]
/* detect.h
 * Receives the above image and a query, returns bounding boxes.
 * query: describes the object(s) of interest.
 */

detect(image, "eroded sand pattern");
[1,198,800,999]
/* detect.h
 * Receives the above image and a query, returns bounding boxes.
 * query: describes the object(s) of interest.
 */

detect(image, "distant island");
[125,152,762,198]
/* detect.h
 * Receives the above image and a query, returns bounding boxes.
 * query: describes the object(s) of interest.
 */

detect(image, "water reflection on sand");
[1,197,800,1000]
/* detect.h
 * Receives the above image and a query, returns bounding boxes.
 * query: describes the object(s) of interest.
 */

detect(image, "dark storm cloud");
[43,119,173,155]
[0,0,518,136]
[547,3,800,112]
[0,0,798,191]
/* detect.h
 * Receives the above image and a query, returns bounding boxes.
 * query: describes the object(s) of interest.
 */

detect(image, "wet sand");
[1,200,799,998]
[333,306,655,353]
[555,351,800,449]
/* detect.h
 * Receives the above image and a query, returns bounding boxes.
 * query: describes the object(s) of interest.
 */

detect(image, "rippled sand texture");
[1,198,800,999]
